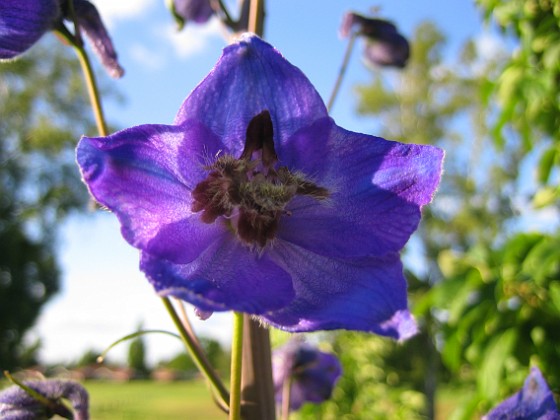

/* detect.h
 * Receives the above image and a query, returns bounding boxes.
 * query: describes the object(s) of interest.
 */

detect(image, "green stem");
[327,33,357,113]
[161,297,230,410]
[73,43,108,136]
[229,312,245,420]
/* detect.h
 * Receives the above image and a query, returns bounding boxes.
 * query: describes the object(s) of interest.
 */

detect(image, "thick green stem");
[229,312,245,420]
[161,297,230,410]
[327,33,357,112]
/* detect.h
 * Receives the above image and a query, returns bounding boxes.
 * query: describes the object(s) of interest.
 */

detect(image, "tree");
[128,326,149,377]
[0,39,97,370]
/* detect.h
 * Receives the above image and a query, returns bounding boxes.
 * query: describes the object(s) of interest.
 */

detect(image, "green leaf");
[478,329,517,399]
[533,186,559,208]
[537,147,558,184]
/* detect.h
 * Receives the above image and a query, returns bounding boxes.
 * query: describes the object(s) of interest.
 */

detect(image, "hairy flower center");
[191,110,329,247]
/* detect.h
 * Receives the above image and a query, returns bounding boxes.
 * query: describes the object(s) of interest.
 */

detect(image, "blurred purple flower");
[0,0,123,78]
[483,367,560,420]
[77,34,443,339]
[0,0,60,59]
[0,379,89,420]
[341,12,410,68]
[172,0,214,25]
[273,341,342,411]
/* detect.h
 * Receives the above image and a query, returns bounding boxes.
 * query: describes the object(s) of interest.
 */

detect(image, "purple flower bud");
[273,341,342,411]
[483,367,560,420]
[0,379,89,420]
[341,12,410,68]
[70,0,124,78]
[173,0,214,25]
[0,0,60,59]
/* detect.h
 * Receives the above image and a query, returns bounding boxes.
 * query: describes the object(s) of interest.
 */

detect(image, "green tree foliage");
[319,15,560,418]
[128,329,149,377]
[0,39,96,370]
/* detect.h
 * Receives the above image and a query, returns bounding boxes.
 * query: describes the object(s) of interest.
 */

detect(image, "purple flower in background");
[77,34,443,339]
[341,12,410,68]
[0,379,89,420]
[0,0,60,59]
[273,341,342,411]
[0,0,123,78]
[484,367,560,420]
[172,0,214,25]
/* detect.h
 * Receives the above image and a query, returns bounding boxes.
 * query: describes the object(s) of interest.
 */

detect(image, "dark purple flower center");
[192,110,329,247]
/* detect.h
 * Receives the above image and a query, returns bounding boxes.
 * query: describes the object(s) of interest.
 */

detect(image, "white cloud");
[163,18,224,59]
[129,43,166,71]
[91,0,157,27]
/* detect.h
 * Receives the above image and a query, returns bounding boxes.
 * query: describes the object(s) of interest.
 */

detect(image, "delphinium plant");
[4,1,554,419]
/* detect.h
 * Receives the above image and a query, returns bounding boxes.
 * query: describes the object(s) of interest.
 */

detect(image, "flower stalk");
[327,32,356,112]
[161,297,230,410]
[229,312,244,420]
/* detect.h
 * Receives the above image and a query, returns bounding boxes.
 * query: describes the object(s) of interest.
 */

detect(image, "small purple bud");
[0,379,89,420]
[341,12,410,68]
[173,0,214,25]
[70,0,124,78]
[194,307,213,320]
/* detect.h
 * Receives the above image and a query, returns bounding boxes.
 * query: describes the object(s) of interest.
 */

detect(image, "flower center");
[191,110,329,247]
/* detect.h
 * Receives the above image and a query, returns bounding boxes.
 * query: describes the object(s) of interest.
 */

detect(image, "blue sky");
[30,0,489,365]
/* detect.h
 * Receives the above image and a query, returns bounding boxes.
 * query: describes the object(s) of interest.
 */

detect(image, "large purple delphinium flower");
[77,34,443,339]
[273,341,342,411]
[483,367,560,420]
[341,12,410,68]
[0,0,123,77]
[0,379,89,420]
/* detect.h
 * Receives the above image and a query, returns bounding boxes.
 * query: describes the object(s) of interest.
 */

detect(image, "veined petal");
[264,241,418,339]
[141,234,295,313]
[77,121,226,263]
[0,0,60,60]
[278,123,444,258]
[174,34,328,155]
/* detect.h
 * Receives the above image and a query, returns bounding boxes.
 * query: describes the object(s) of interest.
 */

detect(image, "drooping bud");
[70,0,125,78]
[341,12,410,68]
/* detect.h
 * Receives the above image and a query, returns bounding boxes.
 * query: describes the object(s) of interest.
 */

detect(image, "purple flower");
[341,12,410,68]
[0,0,123,78]
[273,341,342,411]
[76,34,443,339]
[483,367,560,420]
[0,0,60,60]
[172,0,214,27]
[0,379,89,420]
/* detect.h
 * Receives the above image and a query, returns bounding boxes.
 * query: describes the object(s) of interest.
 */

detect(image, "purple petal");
[264,241,418,339]
[140,233,295,313]
[0,0,60,59]
[484,367,560,420]
[174,34,328,155]
[173,0,214,24]
[72,0,124,78]
[77,122,227,264]
[277,122,444,259]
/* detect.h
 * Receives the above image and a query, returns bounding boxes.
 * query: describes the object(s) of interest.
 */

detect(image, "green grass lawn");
[86,380,225,419]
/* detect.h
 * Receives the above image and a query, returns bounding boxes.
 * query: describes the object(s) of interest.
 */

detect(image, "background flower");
[77,34,443,339]
[483,367,560,420]
[0,379,89,420]
[0,0,60,60]
[273,341,342,411]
